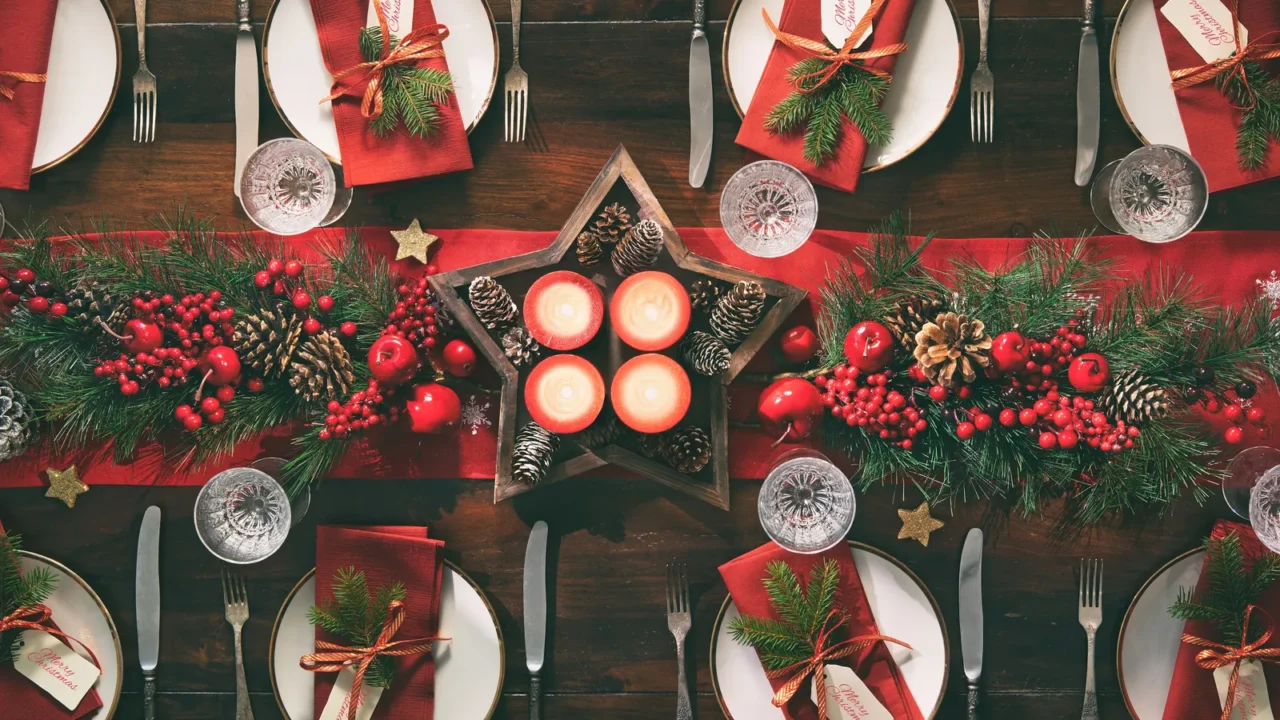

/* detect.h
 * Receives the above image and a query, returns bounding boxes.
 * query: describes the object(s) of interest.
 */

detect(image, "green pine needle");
[1222,62,1280,171]
[765,57,895,166]
[357,28,453,139]
[308,567,408,689]
[1169,533,1280,647]
[1,532,58,663]
[728,559,844,670]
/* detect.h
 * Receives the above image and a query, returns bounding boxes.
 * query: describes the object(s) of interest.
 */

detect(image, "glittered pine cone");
[575,231,603,267]
[513,422,559,486]
[289,331,356,403]
[232,306,304,378]
[0,380,34,462]
[611,219,664,277]
[593,202,633,244]
[1099,370,1169,425]
[884,297,945,351]
[502,325,542,367]
[663,426,711,474]
[710,281,766,346]
[468,276,519,330]
[680,331,731,376]
[688,279,723,312]
[912,312,991,388]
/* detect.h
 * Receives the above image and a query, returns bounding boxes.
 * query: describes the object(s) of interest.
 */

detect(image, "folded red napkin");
[0,0,57,191]
[315,525,445,720]
[719,542,925,720]
[1161,520,1280,720]
[308,0,473,188]
[1154,0,1280,191]
[735,0,917,193]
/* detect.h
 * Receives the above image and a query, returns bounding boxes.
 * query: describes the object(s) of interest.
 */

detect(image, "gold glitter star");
[391,219,438,264]
[45,465,88,509]
[897,501,944,546]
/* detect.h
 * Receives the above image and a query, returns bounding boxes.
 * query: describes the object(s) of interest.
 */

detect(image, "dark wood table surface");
[0,0,1265,717]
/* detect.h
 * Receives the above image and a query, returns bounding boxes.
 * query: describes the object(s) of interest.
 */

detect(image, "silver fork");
[666,563,693,720]
[132,0,157,142]
[1077,559,1102,720]
[222,568,255,720]
[503,0,528,142]
[969,0,994,142]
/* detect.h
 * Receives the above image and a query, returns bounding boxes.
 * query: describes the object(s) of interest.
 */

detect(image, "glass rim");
[759,451,856,555]
[193,466,292,565]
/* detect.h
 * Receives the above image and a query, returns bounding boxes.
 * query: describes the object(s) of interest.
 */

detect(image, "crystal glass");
[194,467,292,564]
[239,138,337,236]
[720,160,818,258]
[1094,144,1208,243]
[1224,446,1280,519]
[250,456,310,526]
[320,164,354,227]
[0,201,6,238]
[758,449,855,554]
[1251,464,1280,554]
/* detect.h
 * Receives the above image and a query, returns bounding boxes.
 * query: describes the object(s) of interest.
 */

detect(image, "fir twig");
[1222,61,1280,171]
[308,567,407,689]
[1169,532,1280,647]
[1,532,58,663]
[728,559,844,671]
[764,56,893,166]
[357,27,454,139]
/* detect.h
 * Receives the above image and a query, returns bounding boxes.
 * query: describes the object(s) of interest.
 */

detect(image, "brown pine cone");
[576,231,603,266]
[64,282,121,334]
[913,312,991,388]
[468,276,519,330]
[593,202,633,244]
[663,426,711,474]
[1098,370,1169,425]
[611,219,664,277]
[513,422,559,486]
[884,298,945,350]
[688,279,723,312]
[638,432,667,459]
[709,281,766,346]
[502,325,542,367]
[232,306,304,378]
[680,331,731,376]
[572,413,624,449]
[289,331,356,403]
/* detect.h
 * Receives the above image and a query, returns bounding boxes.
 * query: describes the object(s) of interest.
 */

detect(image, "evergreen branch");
[283,424,352,499]
[728,559,845,670]
[1223,62,1280,171]
[837,70,892,147]
[308,567,407,689]
[762,559,810,630]
[1169,533,1280,647]
[766,58,895,167]
[764,91,820,135]
[802,90,844,166]
[355,27,451,139]
[1,532,58,663]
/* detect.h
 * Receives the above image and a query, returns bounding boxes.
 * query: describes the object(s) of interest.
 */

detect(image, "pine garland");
[765,57,892,166]
[0,532,57,663]
[358,28,454,139]
[1223,61,1280,171]
[727,559,842,670]
[1169,532,1280,647]
[307,567,407,689]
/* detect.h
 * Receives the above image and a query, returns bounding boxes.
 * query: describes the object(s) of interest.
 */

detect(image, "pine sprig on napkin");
[0,532,57,663]
[765,57,892,167]
[1223,61,1280,171]
[358,27,454,139]
[728,559,843,670]
[308,567,407,689]
[1169,532,1280,647]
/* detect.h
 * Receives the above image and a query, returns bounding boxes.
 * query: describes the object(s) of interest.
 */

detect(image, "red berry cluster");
[93,347,201,395]
[318,380,398,440]
[387,273,446,353]
[1006,324,1088,392]
[252,258,355,339]
[1204,399,1267,445]
[140,291,235,353]
[814,365,927,450]
[173,386,237,432]
[993,391,1137,452]
[0,269,70,316]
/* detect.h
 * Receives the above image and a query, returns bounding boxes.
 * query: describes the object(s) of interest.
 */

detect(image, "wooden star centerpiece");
[45,465,88,508]
[897,501,945,546]
[430,146,807,509]
[391,219,439,264]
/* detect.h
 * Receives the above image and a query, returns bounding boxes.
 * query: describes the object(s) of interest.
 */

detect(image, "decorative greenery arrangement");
[358,27,454,139]
[1170,532,1280,648]
[765,57,892,166]
[728,559,843,671]
[308,566,407,690]
[1223,61,1280,170]
[0,531,56,663]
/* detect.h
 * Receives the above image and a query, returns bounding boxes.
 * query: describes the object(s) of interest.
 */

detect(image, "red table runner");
[1,227,1279,488]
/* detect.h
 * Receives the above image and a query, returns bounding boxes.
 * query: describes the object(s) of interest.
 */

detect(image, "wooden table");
[0,0,1258,717]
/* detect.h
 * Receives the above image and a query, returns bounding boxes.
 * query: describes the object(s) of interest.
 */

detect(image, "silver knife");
[524,521,549,720]
[688,0,713,188]
[1074,0,1100,187]
[959,528,984,720]
[137,506,162,720]
[233,0,258,198]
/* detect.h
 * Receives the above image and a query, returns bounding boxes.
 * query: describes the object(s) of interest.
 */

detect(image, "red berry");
[1224,403,1243,422]
[292,291,312,311]
[272,280,287,296]
[1206,398,1222,413]
[15,269,35,283]
[1033,398,1053,416]
[200,397,221,414]
[1038,432,1058,449]
[999,408,1018,427]
[425,264,439,275]
[957,385,972,400]
[973,413,993,432]
[303,317,323,335]
[247,377,265,393]
[49,302,68,317]
[183,414,204,431]
[1248,407,1266,423]
[340,321,358,338]
[1019,408,1039,426]
[254,271,272,288]
[956,422,976,440]
[267,259,285,277]
[175,404,193,420]
[928,386,948,402]
[27,296,49,313]
[284,260,304,278]
[1225,426,1244,445]
[317,295,335,313]
[206,408,226,424]
[1058,429,1079,449]
[319,429,332,441]
[216,385,236,403]
[1053,409,1073,428]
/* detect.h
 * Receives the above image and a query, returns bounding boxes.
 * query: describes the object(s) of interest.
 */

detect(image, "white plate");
[262,0,498,164]
[1111,0,1192,150]
[723,0,963,171]
[270,565,504,720]
[1117,549,1203,720]
[32,0,120,173]
[711,543,949,719]
[16,551,123,720]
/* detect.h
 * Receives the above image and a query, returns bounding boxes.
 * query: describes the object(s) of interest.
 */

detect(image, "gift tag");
[810,664,894,720]
[318,667,386,720]
[366,0,416,36]
[1213,659,1275,720]
[1159,0,1248,64]
[11,630,101,711]
[822,0,874,50]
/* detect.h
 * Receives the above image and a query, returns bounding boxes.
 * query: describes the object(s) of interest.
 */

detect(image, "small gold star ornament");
[45,465,88,508]
[897,501,944,546]
[390,219,439,264]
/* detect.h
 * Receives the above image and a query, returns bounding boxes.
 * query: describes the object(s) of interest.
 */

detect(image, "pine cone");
[575,231,603,267]
[681,331,731,376]
[513,422,559,486]
[884,298,945,351]
[289,331,356,403]
[593,202,633,244]
[710,281,766,346]
[912,312,992,388]
[468,276,519,330]
[610,219,664,277]
[64,282,121,333]
[0,380,34,462]
[688,279,723,312]
[638,432,667,458]
[663,426,711,474]
[232,306,304,378]
[572,414,624,449]
[502,325,542,367]
[1099,370,1169,425]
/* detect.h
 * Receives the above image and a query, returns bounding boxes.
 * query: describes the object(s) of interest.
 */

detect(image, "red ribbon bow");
[0,70,46,101]
[762,0,908,94]
[0,604,103,671]
[1182,604,1280,720]
[1169,0,1280,111]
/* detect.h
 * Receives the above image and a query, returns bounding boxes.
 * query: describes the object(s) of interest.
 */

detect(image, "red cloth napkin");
[735,0,917,193]
[1161,520,1280,720]
[0,0,58,191]
[719,542,925,720]
[308,0,473,188]
[314,525,445,720]
[1154,0,1280,192]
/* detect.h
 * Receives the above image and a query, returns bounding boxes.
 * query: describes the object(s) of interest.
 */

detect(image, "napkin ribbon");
[319,0,450,121]
[764,608,911,720]
[0,604,102,670]
[299,599,444,720]
[762,0,908,94]
[1183,604,1280,720]
[0,70,46,101]
[1169,0,1280,111]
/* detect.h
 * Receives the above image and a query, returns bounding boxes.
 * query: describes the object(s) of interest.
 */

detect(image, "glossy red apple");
[523,271,604,351]
[442,339,478,377]
[610,353,690,434]
[122,318,164,354]
[990,331,1029,374]
[406,382,462,434]
[609,271,691,352]
[779,325,819,363]
[757,378,824,444]
[526,354,606,434]
[1068,353,1110,393]
[368,334,422,386]
[843,321,894,372]
[199,346,241,386]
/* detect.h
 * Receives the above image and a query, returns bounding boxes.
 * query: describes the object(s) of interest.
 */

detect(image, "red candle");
[611,353,691,434]
[609,271,691,352]
[524,354,606,434]
[523,270,604,351]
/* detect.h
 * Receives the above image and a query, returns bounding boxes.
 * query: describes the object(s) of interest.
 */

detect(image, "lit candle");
[524,354,606,434]
[611,353,691,434]
[523,270,604,351]
[609,271,691,352]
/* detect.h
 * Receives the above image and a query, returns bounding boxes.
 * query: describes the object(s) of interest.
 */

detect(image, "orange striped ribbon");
[319,0,449,120]
[299,599,444,720]
[1183,605,1280,720]
[0,70,46,101]
[0,604,103,670]
[1169,0,1280,111]
[762,0,908,94]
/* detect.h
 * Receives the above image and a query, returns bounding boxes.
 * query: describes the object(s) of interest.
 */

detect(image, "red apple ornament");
[610,354,690,434]
[524,271,604,351]
[757,378,824,445]
[443,339,478,377]
[368,334,422,386]
[122,319,164,354]
[843,321,894,372]
[779,325,819,363]
[1068,353,1110,393]
[199,346,241,386]
[609,271,691,352]
[528,354,607,434]
[406,382,462,434]
[990,331,1029,374]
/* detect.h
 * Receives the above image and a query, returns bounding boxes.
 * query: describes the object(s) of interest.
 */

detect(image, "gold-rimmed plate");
[710,541,949,719]
[1110,0,1192,150]
[722,0,963,173]
[32,0,121,174]
[262,0,498,164]
[1116,548,1203,719]
[15,551,124,720]
[269,562,504,720]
